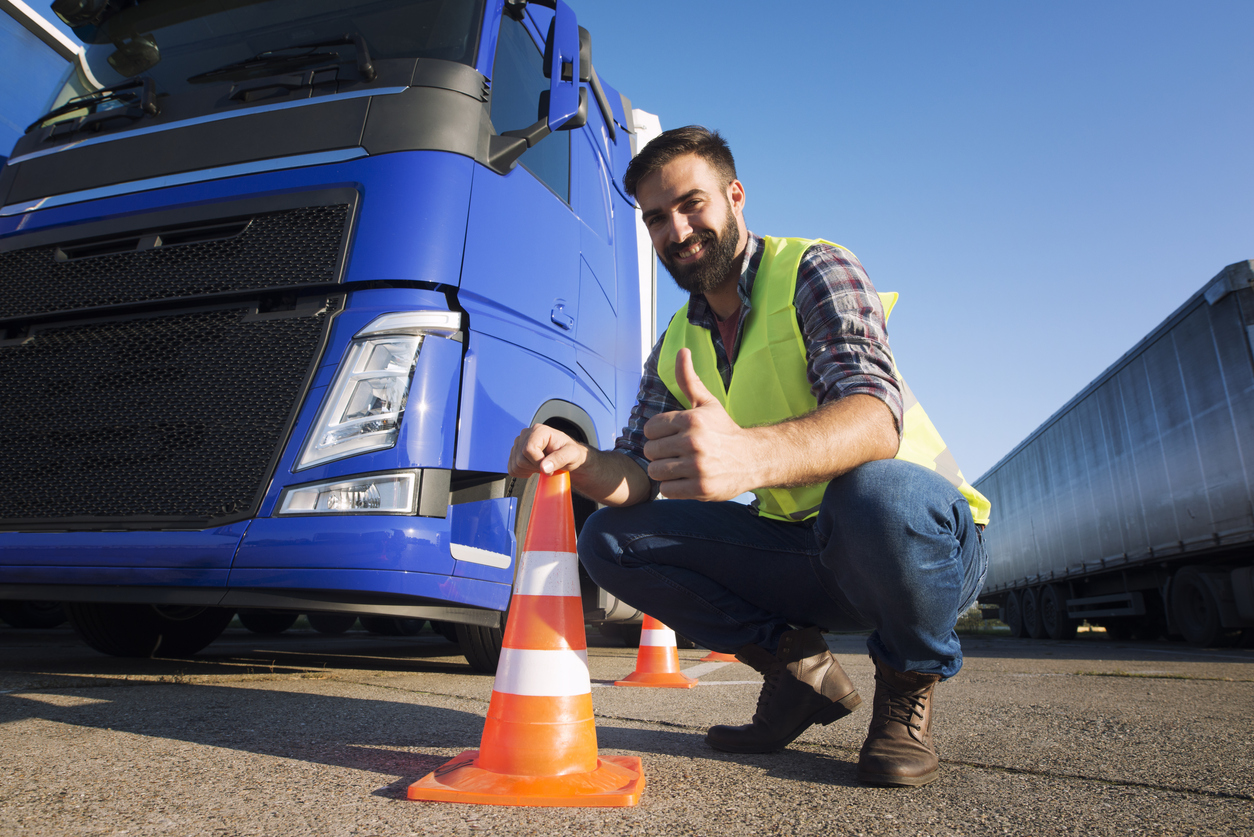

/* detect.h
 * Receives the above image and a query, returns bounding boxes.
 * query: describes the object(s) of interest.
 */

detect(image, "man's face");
[636,154,745,295]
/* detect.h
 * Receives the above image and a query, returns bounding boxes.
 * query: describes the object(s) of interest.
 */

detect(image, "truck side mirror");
[541,0,581,130]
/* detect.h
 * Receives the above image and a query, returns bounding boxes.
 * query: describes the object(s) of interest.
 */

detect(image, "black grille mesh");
[0,205,348,320]
[0,304,332,523]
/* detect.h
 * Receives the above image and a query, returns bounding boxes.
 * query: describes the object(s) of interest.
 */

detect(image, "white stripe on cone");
[514,550,581,597]
[640,628,676,646]
[492,647,592,696]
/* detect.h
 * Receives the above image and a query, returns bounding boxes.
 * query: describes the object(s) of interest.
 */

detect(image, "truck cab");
[0,0,658,668]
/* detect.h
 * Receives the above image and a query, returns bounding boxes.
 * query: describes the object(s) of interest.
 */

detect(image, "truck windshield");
[48,0,483,113]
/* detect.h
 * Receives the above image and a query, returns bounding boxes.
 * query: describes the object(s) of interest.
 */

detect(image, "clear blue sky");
[577,0,1254,481]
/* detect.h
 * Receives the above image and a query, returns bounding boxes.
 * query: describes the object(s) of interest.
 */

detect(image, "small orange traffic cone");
[700,650,739,662]
[614,615,698,689]
[408,472,645,807]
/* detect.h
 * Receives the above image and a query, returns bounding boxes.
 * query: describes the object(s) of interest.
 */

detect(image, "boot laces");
[879,675,927,732]
[751,663,783,720]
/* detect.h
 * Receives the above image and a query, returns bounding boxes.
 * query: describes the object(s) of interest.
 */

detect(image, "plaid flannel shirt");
[613,233,903,498]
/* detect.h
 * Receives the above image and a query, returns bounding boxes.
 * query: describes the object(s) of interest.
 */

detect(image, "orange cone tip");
[700,650,739,663]
[408,471,645,807]
[614,615,698,689]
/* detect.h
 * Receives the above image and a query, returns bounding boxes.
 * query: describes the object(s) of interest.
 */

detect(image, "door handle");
[551,301,574,330]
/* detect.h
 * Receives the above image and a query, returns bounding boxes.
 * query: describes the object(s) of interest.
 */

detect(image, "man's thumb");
[676,348,717,409]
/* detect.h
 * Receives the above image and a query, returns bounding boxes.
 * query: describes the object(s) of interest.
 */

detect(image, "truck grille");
[0,301,337,526]
[0,204,348,320]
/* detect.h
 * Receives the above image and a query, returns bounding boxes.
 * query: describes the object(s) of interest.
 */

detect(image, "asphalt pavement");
[1,622,1251,836]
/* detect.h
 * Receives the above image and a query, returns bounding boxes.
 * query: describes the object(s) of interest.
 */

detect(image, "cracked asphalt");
[1,622,1251,836]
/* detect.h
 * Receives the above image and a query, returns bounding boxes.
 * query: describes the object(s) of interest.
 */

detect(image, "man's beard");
[659,208,740,295]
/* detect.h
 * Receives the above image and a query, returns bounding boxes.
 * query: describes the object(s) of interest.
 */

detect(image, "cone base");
[700,651,739,662]
[408,751,645,808]
[614,670,698,689]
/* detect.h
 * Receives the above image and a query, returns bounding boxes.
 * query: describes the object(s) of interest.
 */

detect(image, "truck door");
[459,9,579,379]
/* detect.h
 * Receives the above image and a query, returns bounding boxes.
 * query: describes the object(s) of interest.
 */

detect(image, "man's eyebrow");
[641,189,708,222]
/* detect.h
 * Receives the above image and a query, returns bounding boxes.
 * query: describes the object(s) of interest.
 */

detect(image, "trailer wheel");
[1003,591,1025,638]
[63,603,234,657]
[1040,585,1077,640]
[1022,587,1045,639]
[307,612,357,634]
[1170,566,1223,647]
[0,600,68,629]
[237,609,299,635]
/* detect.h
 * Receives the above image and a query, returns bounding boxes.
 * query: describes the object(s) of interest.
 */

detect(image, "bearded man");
[507,125,987,787]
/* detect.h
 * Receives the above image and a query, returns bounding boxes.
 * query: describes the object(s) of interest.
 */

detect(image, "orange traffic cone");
[614,615,698,688]
[700,650,739,662]
[408,472,645,807]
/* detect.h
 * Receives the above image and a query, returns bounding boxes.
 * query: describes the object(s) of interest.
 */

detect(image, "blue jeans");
[579,459,987,679]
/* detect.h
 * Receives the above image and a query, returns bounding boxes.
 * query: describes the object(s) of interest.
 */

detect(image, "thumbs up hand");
[642,348,759,501]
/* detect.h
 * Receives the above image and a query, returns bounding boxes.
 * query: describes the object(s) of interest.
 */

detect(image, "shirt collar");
[685,232,764,327]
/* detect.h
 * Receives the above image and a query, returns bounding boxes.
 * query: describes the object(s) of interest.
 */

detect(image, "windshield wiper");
[25,76,159,135]
[188,34,376,84]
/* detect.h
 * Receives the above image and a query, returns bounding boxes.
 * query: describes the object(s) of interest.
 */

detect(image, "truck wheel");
[1022,587,1045,639]
[1003,591,1025,638]
[307,612,357,634]
[63,603,234,657]
[1040,585,1077,640]
[1171,566,1223,647]
[237,609,299,635]
[0,600,68,629]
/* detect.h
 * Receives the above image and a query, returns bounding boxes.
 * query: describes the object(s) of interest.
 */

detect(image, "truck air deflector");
[2,97,372,206]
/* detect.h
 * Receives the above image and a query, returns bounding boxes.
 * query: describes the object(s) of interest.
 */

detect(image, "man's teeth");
[679,242,703,259]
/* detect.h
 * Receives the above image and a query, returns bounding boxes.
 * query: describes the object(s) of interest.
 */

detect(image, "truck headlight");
[296,310,461,470]
[277,471,417,515]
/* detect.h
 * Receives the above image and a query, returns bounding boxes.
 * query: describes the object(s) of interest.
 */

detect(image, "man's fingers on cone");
[675,348,716,408]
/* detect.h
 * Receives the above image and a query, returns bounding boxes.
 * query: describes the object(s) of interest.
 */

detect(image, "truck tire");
[0,600,68,629]
[1022,587,1045,639]
[63,603,234,657]
[237,609,299,635]
[1003,591,1025,638]
[1040,584,1077,640]
[307,612,357,634]
[1171,566,1224,647]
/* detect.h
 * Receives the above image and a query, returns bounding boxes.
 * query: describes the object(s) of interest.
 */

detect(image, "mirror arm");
[588,67,616,141]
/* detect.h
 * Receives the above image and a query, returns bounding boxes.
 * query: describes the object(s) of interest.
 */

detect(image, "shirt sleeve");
[795,243,904,435]
[611,328,683,500]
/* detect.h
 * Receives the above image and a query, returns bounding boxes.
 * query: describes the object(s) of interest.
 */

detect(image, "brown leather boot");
[705,626,861,753]
[857,655,942,787]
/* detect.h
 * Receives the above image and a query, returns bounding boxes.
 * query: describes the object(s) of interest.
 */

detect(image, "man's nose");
[665,213,693,245]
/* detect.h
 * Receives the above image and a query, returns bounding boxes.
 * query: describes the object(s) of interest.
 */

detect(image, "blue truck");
[0,0,658,669]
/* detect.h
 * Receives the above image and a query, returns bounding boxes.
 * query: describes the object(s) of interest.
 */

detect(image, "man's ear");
[728,179,746,217]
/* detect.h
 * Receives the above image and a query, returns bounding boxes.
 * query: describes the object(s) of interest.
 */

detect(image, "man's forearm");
[570,446,654,508]
[746,394,900,490]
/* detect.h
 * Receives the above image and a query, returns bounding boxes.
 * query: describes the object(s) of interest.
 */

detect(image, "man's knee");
[816,459,966,554]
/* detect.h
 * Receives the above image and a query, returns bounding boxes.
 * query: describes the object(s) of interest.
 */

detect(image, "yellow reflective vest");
[658,236,991,526]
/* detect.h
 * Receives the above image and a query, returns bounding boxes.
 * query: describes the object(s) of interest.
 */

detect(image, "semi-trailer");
[0,0,656,668]
[975,260,1254,646]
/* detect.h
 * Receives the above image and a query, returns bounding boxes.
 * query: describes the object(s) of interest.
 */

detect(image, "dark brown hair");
[623,125,737,198]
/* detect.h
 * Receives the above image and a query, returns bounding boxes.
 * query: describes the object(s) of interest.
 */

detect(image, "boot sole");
[705,690,862,754]
[856,767,939,787]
